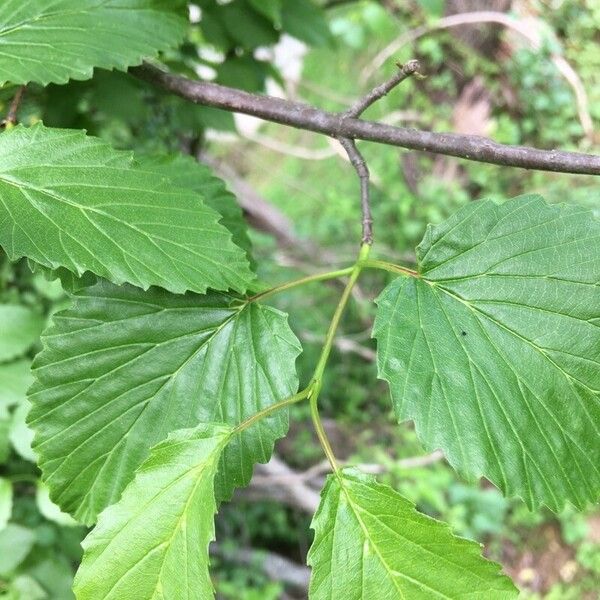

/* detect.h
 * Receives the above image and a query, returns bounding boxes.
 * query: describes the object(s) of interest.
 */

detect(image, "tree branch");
[132,63,600,175]
[345,59,421,118]
[2,85,26,127]
[211,543,310,593]
[336,60,421,244]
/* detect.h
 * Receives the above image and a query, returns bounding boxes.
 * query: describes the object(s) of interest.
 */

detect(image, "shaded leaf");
[281,0,332,47]
[0,360,33,406]
[0,477,12,530]
[36,483,78,527]
[0,524,35,575]
[139,154,254,265]
[0,306,43,363]
[0,125,253,294]
[74,423,231,600]
[374,196,600,510]
[0,0,188,86]
[10,399,36,462]
[308,469,517,599]
[29,280,300,524]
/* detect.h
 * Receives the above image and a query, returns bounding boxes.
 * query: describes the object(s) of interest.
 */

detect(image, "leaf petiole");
[233,387,313,435]
[247,266,355,303]
[359,258,419,277]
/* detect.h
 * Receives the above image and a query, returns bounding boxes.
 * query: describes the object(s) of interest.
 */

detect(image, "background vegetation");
[1,1,599,598]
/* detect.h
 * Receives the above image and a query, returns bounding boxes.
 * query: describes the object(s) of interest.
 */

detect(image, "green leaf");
[36,483,77,527]
[0,360,33,406]
[29,280,301,524]
[221,1,279,50]
[0,124,254,295]
[139,154,254,265]
[280,0,332,47]
[373,196,600,511]
[0,477,12,530]
[0,524,35,575]
[249,0,283,26]
[0,306,43,363]
[10,399,36,462]
[73,423,231,600]
[308,469,517,599]
[4,575,47,600]
[0,0,188,86]
[0,417,9,464]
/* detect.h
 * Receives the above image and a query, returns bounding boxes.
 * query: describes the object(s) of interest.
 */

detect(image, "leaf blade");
[308,469,517,599]
[29,280,300,524]
[374,196,600,510]
[0,125,254,294]
[0,0,188,86]
[73,423,231,600]
[139,154,254,266]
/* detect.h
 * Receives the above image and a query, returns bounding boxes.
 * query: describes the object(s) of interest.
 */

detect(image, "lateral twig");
[345,59,421,119]
[3,85,26,127]
[338,60,421,244]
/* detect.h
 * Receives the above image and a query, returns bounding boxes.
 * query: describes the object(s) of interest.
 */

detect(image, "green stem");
[360,258,419,277]
[309,243,371,470]
[248,266,354,303]
[233,387,312,435]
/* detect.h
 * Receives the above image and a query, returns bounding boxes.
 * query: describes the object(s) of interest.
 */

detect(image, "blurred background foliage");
[1,0,599,598]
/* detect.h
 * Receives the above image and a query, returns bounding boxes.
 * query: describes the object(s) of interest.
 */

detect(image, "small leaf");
[0,306,43,363]
[0,360,33,406]
[221,1,279,50]
[0,124,254,295]
[374,196,600,511]
[10,399,36,462]
[308,469,517,599]
[0,0,188,86]
[36,483,77,527]
[249,0,283,26]
[281,0,332,47]
[29,280,301,524]
[0,477,12,530]
[74,423,231,600]
[5,575,47,600]
[0,524,35,576]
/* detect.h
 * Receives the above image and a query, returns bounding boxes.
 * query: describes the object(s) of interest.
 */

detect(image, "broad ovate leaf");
[0,306,43,362]
[374,196,600,511]
[0,0,188,86]
[74,423,231,600]
[0,125,253,294]
[29,280,300,524]
[308,469,517,599]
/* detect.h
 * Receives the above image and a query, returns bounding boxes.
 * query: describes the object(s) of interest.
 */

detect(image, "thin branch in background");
[133,63,600,174]
[336,61,421,244]
[2,85,26,126]
[300,330,376,362]
[345,59,421,119]
[361,11,594,140]
[211,543,310,593]
[247,451,446,502]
